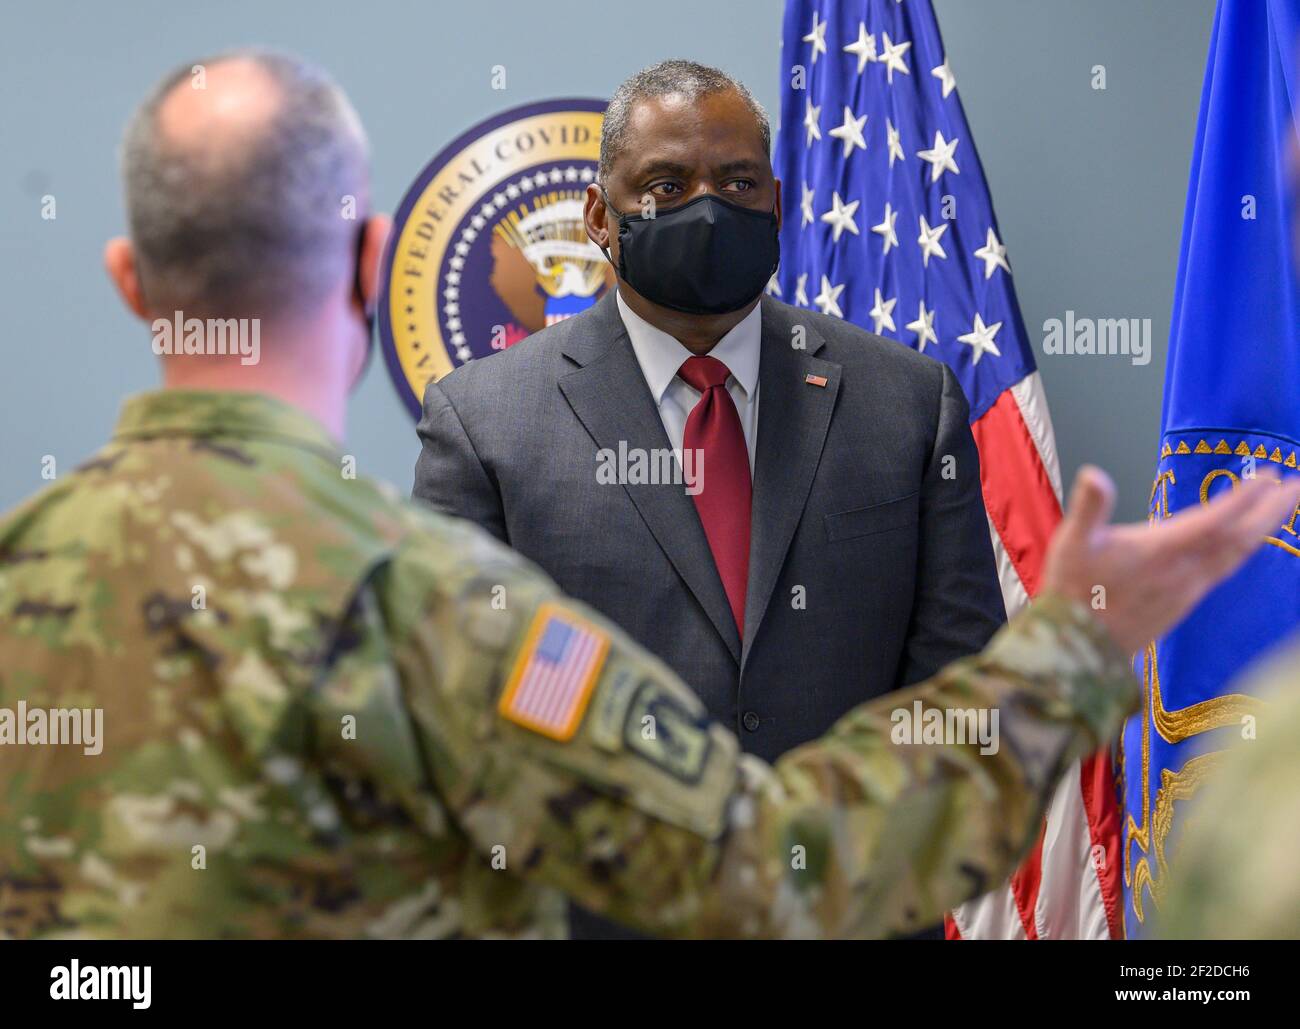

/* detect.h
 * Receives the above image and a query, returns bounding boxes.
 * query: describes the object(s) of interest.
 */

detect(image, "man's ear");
[357,213,392,313]
[773,177,783,232]
[583,182,610,250]
[104,237,150,321]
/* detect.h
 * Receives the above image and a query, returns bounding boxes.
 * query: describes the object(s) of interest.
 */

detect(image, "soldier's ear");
[104,237,149,322]
[357,214,392,312]
[584,182,611,250]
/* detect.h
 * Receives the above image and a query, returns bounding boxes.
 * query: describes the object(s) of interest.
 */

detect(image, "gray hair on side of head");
[121,47,370,319]
[598,59,770,184]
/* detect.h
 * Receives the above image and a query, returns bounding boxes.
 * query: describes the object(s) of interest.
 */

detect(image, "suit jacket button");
[742,711,761,733]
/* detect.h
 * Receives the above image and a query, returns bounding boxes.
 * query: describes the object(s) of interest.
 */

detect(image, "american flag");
[498,606,609,742]
[773,0,1123,940]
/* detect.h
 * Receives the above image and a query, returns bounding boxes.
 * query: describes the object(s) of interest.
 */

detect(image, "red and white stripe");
[946,372,1124,941]
[511,626,603,734]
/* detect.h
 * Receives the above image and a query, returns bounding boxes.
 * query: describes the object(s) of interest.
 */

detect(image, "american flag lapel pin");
[805,374,828,388]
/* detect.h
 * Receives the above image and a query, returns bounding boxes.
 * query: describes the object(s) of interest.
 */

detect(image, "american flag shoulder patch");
[497,603,610,741]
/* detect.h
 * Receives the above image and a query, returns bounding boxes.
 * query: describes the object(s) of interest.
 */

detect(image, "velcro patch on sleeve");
[623,681,714,784]
[497,603,610,741]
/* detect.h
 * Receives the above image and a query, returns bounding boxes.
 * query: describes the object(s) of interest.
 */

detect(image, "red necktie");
[678,355,752,634]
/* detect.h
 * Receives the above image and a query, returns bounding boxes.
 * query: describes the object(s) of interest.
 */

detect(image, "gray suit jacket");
[412,292,1006,932]
[414,291,1005,743]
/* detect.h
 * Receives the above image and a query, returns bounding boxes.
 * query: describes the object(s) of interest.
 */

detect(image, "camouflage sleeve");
[370,517,1139,939]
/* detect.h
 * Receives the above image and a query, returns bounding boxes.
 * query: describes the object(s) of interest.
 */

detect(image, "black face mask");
[602,190,780,316]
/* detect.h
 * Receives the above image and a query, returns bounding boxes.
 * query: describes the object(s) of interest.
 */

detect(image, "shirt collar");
[113,389,340,457]
[616,290,762,403]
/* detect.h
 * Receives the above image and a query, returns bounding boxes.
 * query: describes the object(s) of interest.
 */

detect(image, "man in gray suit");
[412,60,1006,937]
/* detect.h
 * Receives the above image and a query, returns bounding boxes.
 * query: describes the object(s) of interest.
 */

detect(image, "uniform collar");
[113,389,340,456]
[615,290,762,403]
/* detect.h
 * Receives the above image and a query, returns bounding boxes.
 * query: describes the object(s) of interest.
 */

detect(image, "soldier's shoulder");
[384,497,541,593]
[1241,634,1300,700]
[0,440,144,551]
[1159,637,1300,938]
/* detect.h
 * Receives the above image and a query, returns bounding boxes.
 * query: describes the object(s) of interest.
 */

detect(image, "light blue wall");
[0,0,1213,519]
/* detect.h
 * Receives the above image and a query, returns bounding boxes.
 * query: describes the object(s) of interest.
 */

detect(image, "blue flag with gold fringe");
[1122,0,1300,936]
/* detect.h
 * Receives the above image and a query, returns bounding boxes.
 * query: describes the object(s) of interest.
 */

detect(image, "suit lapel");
[558,293,742,662]
[743,297,841,663]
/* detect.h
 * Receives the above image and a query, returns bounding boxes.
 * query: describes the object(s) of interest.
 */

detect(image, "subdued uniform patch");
[623,681,713,784]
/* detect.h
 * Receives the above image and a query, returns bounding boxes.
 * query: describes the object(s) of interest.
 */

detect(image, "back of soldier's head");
[121,48,369,323]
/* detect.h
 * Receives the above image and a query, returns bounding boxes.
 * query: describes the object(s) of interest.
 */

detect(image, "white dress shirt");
[615,290,762,474]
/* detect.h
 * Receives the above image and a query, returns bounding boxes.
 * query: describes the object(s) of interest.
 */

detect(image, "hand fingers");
[1060,465,1116,541]
[1204,476,1300,573]
[1165,475,1300,579]
[1165,473,1295,542]
[1236,476,1300,538]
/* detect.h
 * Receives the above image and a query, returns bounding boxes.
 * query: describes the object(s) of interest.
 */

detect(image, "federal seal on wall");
[378,98,611,418]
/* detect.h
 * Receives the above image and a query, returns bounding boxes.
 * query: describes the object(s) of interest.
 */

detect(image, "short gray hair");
[599,60,770,184]
[121,48,369,319]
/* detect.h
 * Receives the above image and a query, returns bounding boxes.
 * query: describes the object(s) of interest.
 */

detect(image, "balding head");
[154,58,283,155]
[121,48,370,320]
[599,60,770,184]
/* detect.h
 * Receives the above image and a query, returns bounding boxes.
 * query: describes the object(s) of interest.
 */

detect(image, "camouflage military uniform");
[1159,641,1300,939]
[0,390,1139,939]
